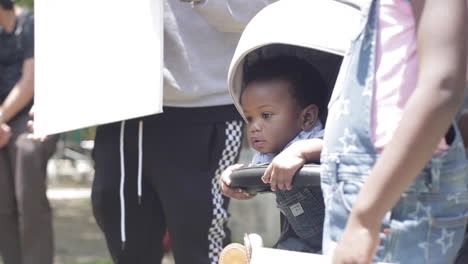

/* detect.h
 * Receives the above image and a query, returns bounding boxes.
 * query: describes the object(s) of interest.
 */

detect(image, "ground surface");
[50,187,175,264]
[0,177,175,264]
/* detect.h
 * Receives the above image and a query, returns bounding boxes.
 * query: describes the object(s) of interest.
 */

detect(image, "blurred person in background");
[0,0,58,263]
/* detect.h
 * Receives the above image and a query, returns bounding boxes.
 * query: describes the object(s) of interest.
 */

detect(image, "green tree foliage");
[16,0,34,10]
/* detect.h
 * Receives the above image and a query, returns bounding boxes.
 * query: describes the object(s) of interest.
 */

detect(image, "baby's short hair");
[243,55,329,123]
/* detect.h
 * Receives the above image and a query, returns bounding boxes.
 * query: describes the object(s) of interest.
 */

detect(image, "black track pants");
[91,106,243,264]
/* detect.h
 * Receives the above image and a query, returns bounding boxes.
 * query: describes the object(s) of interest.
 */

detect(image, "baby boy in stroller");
[220,53,330,253]
[218,0,361,262]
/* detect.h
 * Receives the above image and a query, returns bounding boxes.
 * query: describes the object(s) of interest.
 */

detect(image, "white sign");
[34,0,163,136]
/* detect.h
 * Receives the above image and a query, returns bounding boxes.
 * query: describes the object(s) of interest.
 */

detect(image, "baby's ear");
[301,104,319,131]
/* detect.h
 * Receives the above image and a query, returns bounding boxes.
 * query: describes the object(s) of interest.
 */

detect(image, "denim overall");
[320,0,468,263]
[251,122,325,253]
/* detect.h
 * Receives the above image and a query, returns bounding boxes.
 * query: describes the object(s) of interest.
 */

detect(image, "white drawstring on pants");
[119,121,126,250]
[138,120,143,204]
[119,120,144,250]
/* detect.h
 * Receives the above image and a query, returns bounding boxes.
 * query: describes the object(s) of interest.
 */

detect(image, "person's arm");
[333,0,467,263]
[0,58,35,123]
[0,57,34,148]
[263,138,323,191]
[0,10,34,124]
[190,0,277,32]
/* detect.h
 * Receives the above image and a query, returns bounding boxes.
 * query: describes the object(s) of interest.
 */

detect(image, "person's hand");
[0,123,12,148]
[332,216,381,264]
[262,142,306,191]
[220,164,256,200]
[27,106,48,141]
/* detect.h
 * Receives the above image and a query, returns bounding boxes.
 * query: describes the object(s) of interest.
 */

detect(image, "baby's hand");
[262,144,306,191]
[220,164,256,200]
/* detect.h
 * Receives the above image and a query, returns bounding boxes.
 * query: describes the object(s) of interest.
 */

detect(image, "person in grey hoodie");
[90,1,277,264]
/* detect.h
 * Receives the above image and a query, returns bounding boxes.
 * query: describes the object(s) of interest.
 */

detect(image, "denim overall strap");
[322,0,379,160]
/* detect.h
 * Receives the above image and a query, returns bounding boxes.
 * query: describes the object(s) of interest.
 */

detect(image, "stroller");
[227,0,359,194]
[220,0,392,263]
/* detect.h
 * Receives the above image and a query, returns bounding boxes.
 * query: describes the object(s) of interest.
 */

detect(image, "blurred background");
[15,0,32,10]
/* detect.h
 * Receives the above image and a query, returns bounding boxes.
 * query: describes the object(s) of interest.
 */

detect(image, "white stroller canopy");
[228,0,361,120]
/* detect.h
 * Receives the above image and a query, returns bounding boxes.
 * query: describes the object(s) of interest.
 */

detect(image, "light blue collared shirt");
[250,120,324,165]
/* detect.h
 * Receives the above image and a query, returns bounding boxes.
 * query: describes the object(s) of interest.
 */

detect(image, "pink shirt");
[372,0,448,152]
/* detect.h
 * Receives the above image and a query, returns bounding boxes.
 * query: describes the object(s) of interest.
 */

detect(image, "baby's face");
[241,79,303,154]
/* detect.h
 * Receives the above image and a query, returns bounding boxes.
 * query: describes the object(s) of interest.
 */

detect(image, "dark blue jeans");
[274,185,324,253]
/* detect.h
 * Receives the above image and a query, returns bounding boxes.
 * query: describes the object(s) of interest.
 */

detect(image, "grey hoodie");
[163,0,276,107]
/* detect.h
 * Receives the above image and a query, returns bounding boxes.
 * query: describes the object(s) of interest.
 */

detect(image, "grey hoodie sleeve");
[192,0,277,32]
